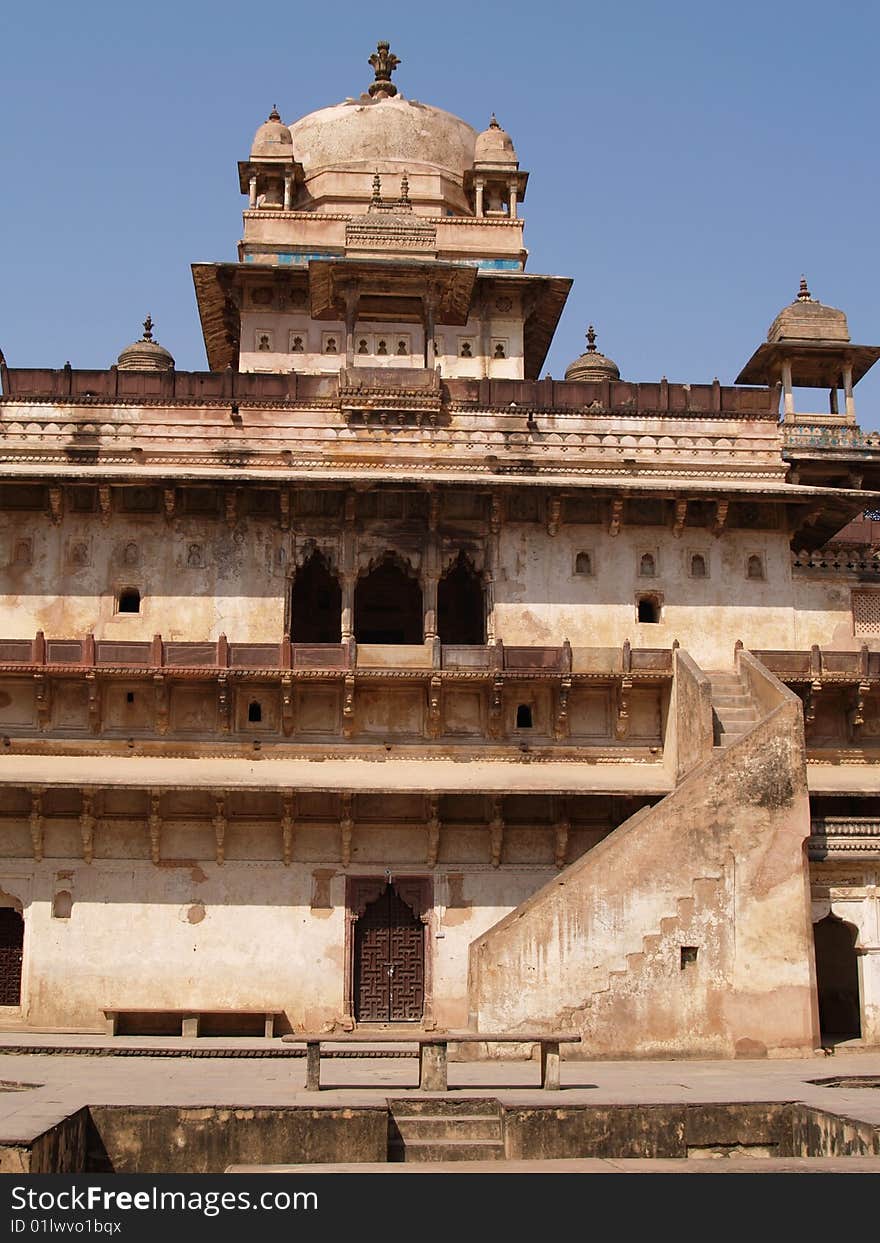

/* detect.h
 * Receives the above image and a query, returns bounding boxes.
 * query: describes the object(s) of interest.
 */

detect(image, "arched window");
[324,337,337,354]
[290,551,341,643]
[357,338,369,354]
[291,336,304,353]
[690,554,707,578]
[747,555,764,580]
[118,588,140,614]
[494,342,506,359]
[355,556,423,645]
[574,551,592,576]
[377,339,388,356]
[396,339,408,356]
[438,553,484,645]
[639,553,656,578]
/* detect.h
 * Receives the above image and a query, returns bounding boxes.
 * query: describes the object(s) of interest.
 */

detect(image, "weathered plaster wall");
[0,857,554,1031]
[468,655,818,1057]
[810,863,880,1045]
[791,575,877,650]
[667,649,714,782]
[494,526,799,664]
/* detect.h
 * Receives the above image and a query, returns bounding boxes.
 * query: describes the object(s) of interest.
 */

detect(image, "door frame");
[344,875,434,1028]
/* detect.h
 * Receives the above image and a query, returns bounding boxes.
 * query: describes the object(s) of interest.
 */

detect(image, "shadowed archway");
[438,552,485,645]
[813,914,861,1040]
[290,551,341,643]
[355,555,422,645]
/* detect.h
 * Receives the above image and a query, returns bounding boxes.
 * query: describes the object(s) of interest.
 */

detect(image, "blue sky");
[1,0,878,427]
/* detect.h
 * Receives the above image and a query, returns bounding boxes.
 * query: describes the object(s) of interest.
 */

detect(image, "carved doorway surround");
[345,876,434,1027]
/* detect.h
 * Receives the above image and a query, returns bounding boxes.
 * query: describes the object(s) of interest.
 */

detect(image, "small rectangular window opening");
[680,946,699,969]
[516,703,533,729]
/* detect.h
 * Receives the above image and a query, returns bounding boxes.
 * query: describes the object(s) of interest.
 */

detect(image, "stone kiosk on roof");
[0,43,879,1057]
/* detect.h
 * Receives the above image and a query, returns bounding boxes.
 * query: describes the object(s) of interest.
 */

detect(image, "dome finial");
[586,324,597,352]
[398,171,411,210]
[268,104,281,122]
[798,275,812,302]
[142,314,154,342]
[368,40,401,99]
[489,113,500,129]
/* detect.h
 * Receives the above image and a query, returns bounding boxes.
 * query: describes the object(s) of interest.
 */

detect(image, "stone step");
[711,692,753,707]
[715,706,759,722]
[389,1138,505,1162]
[392,1114,502,1141]
[388,1096,501,1117]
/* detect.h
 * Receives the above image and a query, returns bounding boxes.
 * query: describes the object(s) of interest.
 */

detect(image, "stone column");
[843,365,856,423]
[283,174,293,211]
[508,180,518,219]
[781,359,795,421]
[248,175,258,209]
[341,492,357,645]
[475,178,485,218]
[342,287,359,370]
[423,292,437,369]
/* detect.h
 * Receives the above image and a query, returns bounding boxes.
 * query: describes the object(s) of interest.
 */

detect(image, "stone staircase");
[707,670,759,747]
[387,1097,505,1162]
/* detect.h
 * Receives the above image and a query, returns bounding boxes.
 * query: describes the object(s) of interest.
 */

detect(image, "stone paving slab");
[227,1157,880,1174]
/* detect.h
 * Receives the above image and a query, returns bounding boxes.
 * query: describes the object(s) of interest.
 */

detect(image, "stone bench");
[280,1031,581,1091]
[103,1008,283,1038]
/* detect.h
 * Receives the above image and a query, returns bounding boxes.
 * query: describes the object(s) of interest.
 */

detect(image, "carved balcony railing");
[792,545,880,575]
[808,818,880,860]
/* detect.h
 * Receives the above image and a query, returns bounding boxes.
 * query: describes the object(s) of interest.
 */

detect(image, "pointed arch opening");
[0,906,24,1006]
[438,552,485,645]
[813,914,861,1040]
[355,554,422,645]
[290,550,341,643]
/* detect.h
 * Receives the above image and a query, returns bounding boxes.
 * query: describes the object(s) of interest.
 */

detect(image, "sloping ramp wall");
[467,651,819,1058]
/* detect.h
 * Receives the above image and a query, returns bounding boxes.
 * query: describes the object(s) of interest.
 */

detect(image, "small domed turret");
[474,114,518,166]
[117,316,175,372]
[250,106,294,160]
[766,276,850,344]
[565,325,620,382]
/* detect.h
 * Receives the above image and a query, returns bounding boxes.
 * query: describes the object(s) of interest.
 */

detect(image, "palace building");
[0,43,878,1054]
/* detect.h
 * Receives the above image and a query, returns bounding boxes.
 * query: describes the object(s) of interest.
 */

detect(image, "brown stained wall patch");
[186,902,206,925]
[311,869,335,913]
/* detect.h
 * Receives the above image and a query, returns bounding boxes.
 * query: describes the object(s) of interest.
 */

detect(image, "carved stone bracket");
[86,673,100,734]
[490,493,502,536]
[803,679,822,726]
[279,489,291,532]
[427,674,442,739]
[153,674,169,735]
[554,675,571,741]
[712,499,729,537]
[554,816,570,871]
[546,495,562,538]
[28,788,44,862]
[281,791,295,866]
[673,499,687,538]
[609,498,623,537]
[98,485,111,525]
[80,792,96,864]
[426,795,441,868]
[848,681,870,740]
[217,675,231,733]
[488,673,504,739]
[615,675,632,740]
[147,789,162,864]
[163,487,176,522]
[49,486,63,525]
[428,491,440,533]
[342,674,356,739]
[340,794,354,868]
[212,790,227,865]
[281,674,294,736]
[488,797,504,868]
[34,673,50,730]
[225,489,239,529]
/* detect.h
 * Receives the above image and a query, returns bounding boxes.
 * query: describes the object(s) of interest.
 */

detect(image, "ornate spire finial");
[368,40,401,98]
[489,113,501,129]
[798,275,812,302]
[371,171,383,206]
[268,105,281,122]
[586,324,597,352]
[399,171,410,206]
[142,315,154,342]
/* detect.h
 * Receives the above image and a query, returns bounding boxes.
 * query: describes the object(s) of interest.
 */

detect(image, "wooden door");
[0,908,23,1006]
[354,884,424,1022]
